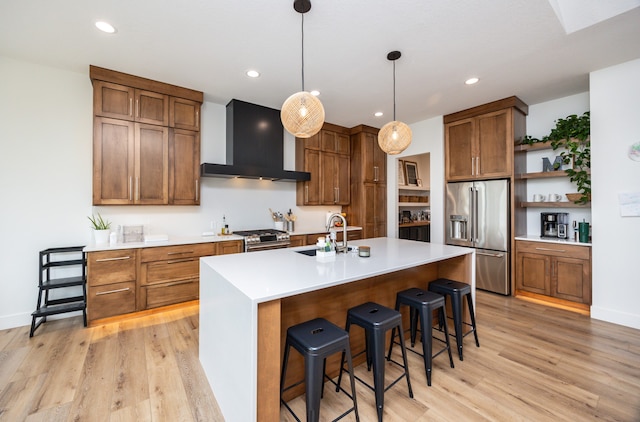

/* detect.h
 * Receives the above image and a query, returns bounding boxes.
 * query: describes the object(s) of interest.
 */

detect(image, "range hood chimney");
[200,99,310,182]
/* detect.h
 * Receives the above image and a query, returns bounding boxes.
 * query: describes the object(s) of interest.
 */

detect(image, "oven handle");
[245,241,291,252]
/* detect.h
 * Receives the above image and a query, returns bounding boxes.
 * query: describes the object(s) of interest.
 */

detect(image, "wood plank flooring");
[1,292,639,421]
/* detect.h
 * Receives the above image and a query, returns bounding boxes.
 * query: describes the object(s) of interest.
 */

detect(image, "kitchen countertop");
[83,234,244,253]
[515,234,592,247]
[199,237,475,421]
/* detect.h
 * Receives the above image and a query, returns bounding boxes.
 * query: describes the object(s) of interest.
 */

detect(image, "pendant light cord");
[392,59,396,121]
[301,12,305,92]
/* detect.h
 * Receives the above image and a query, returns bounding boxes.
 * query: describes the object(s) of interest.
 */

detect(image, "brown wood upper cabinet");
[444,97,528,181]
[90,66,203,205]
[296,123,351,206]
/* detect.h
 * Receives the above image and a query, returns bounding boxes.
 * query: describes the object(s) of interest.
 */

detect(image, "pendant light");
[281,0,325,138]
[378,51,412,155]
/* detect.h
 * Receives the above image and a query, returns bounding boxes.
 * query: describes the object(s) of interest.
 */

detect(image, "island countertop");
[199,237,475,421]
[200,237,474,303]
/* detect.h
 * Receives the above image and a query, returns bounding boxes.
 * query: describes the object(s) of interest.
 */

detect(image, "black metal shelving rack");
[30,246,87,337]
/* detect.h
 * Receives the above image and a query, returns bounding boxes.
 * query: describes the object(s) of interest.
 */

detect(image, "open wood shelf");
[519,201,591,208]
[399,202,430,206]
[514,141,554,152]
[516,171,568,180]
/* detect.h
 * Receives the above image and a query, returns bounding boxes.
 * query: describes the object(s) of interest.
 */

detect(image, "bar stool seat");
[338,302,413,422]
[387,288,454,386]
[428,278,479,361]
[280,318,359,422]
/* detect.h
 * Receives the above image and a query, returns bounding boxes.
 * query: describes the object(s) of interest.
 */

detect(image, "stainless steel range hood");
[200,99,310,182]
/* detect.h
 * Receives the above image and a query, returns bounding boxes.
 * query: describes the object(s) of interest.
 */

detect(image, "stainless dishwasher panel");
[476,249,509,295]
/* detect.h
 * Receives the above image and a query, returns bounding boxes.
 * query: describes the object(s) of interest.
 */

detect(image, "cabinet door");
[552,257,591,304]
[476,109,512,178]
[335,154,350,205]
[169,129,200,205]
[288,235,306,247]
[217,240,243,255]
[135,123,168,204]
[135,90,169,126]
[94,81,134,121]
[321,130,338,153]
[336,133,351,156]
[320,153,339,204]
[93,117,135,205]
[362,183,387,238]
[302,149,320,205]
[516,252,550,295]
[170,97,200,131]
[445,119,475,181]
[363,132,386,183]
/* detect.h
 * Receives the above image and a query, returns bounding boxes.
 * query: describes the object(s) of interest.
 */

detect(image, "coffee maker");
[541,212,569,238]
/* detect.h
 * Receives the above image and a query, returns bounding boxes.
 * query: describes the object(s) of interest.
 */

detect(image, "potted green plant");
[548,112,591,204]
[88,213,111,243]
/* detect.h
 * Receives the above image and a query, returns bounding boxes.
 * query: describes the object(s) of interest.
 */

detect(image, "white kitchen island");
[199,237,475,421]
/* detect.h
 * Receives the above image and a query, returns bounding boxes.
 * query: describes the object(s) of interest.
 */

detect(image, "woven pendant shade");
[378,50,411,155]
[281,91,325,138]
[378,120,412,155]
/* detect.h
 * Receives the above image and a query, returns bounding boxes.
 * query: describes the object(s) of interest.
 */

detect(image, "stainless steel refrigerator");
[446,179,510,295]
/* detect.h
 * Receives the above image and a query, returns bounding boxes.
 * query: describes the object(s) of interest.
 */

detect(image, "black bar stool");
[280,318,359,422]
[337,302,413,422]
[387,288,454,386]
[428,278,480,360]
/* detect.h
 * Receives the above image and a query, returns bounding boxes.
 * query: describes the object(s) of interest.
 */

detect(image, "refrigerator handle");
[469,186,475,242]
[474,187,479,241]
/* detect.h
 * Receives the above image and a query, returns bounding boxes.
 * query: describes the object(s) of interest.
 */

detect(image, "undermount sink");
[295,249,317,256]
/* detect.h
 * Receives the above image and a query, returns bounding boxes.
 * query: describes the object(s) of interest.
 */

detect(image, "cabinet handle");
[196,110,199,128]
[535,247,565,253]
[136,177,140,201]
[167,251,194,255]
[471,157,475,176]
[96,287,130,296]
[195,179,199,201]
[477,252,504,258]
[305,185,309,203]
[95,256,131,262]
[476,156,480,175]
[167,258,195,264]
[128,176,133,201]
[374,166,378,182]
[129,98,133,117]
[151,279,194,288]
[334,187,338,203]
[135,99,139,118]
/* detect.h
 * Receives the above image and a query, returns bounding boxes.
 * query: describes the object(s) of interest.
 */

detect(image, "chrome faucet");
[326,213,348,253]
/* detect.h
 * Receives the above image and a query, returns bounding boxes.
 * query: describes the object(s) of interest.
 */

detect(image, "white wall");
[0,57,336,329]
[525,93,592,235]
[590,59,640,329]
[387,117,444,243]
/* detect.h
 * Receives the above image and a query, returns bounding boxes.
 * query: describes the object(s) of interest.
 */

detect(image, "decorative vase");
[93,229,110,244]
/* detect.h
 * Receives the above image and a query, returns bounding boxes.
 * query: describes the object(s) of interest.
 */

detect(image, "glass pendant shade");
[378,120,412,155]
[281,91,325,138]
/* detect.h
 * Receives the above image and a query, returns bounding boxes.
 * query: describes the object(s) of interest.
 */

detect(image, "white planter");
[93,229,110,244]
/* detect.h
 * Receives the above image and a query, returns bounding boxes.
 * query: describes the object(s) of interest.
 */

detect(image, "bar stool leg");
[467,292,480,347]
[450,293,464,360]
[344,346,360,422]
[397,321,414,399]
[305,355,324,422]
[440,307,455,368]
[418,305,433,386]
[372,328,386,421]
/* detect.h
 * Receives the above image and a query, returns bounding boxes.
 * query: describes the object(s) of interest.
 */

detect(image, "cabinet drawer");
[140,243,215,263]
[88,281,136,320]
[142,278,198,309]
[141,258,199,286]
[516,241,590,260]
[87,249,136,287]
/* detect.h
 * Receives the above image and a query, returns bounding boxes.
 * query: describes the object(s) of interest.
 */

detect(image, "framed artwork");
[404,161,419,185]
[398,160,406,185]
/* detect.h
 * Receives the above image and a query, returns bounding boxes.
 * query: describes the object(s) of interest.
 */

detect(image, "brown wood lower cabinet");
[87,240,242,323]
[515,240,591,310]
[87,249,137,321]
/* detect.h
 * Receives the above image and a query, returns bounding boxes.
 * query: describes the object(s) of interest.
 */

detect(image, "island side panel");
[199,260,258,422]
[257,299,281,422]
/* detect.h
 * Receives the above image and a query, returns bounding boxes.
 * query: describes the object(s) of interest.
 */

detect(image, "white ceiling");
[2,0,639,128]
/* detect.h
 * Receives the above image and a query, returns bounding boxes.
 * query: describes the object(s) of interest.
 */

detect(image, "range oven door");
[244,241,290,252]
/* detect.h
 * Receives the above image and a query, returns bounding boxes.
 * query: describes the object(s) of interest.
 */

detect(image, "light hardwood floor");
[1,292,639,421]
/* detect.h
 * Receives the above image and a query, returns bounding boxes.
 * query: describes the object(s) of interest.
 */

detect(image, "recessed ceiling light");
[374,112,383,117]
[310,90,320,96]
[95,21,116,34]
[246,70,260,78]
[465,77,479,85]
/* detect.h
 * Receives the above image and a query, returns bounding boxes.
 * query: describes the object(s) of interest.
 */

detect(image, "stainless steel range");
[234,229,291,252]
